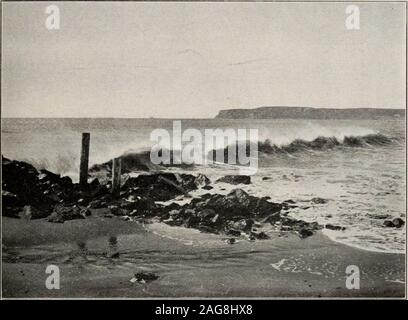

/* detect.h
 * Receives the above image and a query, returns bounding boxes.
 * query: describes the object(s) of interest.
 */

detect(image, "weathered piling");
[111,157,122,196]
[79,133,90,187]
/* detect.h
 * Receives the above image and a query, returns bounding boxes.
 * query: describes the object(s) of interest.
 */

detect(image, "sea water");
[1,118,405,253]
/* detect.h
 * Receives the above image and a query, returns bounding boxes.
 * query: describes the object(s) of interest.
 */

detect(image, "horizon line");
[2,106,406,119]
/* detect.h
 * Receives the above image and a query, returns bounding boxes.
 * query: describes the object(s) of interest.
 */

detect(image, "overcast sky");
[2,1,406,118]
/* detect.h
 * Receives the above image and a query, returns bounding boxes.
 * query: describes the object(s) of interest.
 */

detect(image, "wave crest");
[258,133,397,155]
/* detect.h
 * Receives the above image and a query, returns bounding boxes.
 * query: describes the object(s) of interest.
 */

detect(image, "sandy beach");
[2,214,405,298]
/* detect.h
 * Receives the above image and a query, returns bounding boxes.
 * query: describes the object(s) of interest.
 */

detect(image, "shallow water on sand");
[2,218,404,297]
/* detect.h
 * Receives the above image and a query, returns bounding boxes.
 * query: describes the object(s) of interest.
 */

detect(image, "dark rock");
[77,198,86,205]
[298,228,314,239]
[192,209,224,232]
[216,175,251,185]
[3,206,20,218]
[262,177,272,181]
[195,174,211,187]
[281,217,321,233]
[38,169,61,183]
[109,205,130,216]
[2,158,87,210]
[164,188,284,235]
[260,212,281,224]
[184,208,195,215]
[122,173,208,201]
[164,202,182,212]
[120,197,157,215]
[169,209,181,216]
[184,215,201,228]
[43,190,60,203]
[392,218,405,228]
[19,205,50,220]
[383,219,405,228]
[2,157,43,205]
[383,220,394,227]
[251,231,270,240]
[87,199,104,209]
[89,177,100,187]
[202,185,213,190]
[247,234,256,241]
[169,209,181,217]
[80,208,92,218]
[107,252,120,259]
[211,214,220,225]
[197,209,216,219]
[325,224,346,231]
[225,238,236,244]
[311,197,328,204]
[369,213,391,219]
[60,176,73,186]
[197,225,218,234]
[251,196,282,216]
[282,203,298,210]
[132,272,159,283]
[189,189,252,219]
[226,229,241,237]
[2,190,21,208]
[164,217,183,226]
[232,219,254,231]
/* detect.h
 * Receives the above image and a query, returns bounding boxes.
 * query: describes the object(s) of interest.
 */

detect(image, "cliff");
[215,107,405,119]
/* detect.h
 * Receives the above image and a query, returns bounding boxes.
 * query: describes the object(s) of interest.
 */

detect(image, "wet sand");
[2,215,405,298]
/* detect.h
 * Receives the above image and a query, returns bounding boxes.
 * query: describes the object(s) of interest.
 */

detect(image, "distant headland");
[215,107,405,120]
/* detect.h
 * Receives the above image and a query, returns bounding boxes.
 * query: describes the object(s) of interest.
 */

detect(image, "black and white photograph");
[1,0,406,301]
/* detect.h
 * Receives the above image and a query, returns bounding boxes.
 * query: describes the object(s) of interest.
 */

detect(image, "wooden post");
[79,133,90,187]
[111,157,122,196]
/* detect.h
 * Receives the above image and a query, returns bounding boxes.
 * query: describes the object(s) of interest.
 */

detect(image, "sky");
[2,1,406,118]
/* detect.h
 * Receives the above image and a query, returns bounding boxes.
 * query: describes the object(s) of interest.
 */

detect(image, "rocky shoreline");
[2,156,404,243]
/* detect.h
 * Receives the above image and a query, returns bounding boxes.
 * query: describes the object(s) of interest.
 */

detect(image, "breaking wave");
[208,133,400,162]
[257,133,398,155]
[5,131,400,179]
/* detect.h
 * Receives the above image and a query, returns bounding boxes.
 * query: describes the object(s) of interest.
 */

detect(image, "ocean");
[1,118,405,254]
